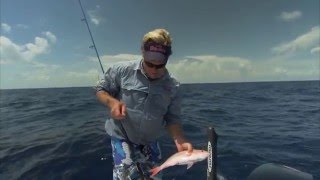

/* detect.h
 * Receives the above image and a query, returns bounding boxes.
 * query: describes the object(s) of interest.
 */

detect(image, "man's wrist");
[173,136,187,144]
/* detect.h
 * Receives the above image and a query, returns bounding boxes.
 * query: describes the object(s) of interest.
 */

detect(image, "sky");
[0,0,319,89]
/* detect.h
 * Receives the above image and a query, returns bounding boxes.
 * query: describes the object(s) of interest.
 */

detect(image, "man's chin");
[147,74,160,80]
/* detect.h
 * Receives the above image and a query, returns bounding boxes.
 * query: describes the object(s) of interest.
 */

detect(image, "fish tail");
[149,166,162,177]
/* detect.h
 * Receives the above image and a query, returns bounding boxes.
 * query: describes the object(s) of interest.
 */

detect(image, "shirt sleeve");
[95,65,121,97]
[164,84,182,126]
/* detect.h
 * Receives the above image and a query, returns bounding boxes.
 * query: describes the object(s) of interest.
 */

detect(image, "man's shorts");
[110,137,163,180]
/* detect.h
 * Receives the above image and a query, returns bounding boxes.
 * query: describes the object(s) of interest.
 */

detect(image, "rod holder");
[207,126,218,180]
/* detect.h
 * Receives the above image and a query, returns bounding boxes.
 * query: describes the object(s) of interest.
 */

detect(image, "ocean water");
[0,81,319,180]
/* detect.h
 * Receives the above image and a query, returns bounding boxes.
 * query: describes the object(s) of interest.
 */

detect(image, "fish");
[149,149,209,177]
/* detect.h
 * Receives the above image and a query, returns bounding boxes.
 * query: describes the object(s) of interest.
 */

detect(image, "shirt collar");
[133,60,142,71]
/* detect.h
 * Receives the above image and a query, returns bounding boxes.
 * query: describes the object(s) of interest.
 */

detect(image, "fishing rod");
[78,0,105,74]
[77,0,145,179]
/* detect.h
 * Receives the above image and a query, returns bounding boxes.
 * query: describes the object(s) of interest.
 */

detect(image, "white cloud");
[272,26,320,55]
[279,10,302,22]
[101,54,141,62]
[310,47,320,54]
[0,36,24,64]
[167,55,319,83]
[42,31,57,43]
[88,7,103,26]
[61,69,100,87]
[16,24,29,29]
[87,52,319,84]
[21,70,51,81]
[2,51,318,89]
[1,23,11,33]
[167,55,254,83]
[15,64,59,86]
[88,54,141,68]
[67,69,99,79]
[0,32,57,64]
[0,59,10,64]
[22,37,50,61]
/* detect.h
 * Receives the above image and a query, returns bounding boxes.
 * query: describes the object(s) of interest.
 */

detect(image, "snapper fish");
[149,149,209,177]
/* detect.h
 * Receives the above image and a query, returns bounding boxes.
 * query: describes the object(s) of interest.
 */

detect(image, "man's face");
[143,59,166,79]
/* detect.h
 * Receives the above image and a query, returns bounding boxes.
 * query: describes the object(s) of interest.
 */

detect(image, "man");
[96,28,193,179]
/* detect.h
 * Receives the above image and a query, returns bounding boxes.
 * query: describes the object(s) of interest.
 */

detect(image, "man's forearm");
[166,123,186,142]
[96,91,118,108]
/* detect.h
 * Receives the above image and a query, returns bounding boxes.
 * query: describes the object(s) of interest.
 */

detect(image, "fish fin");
[186,162,194,169]
[149,166,162,177]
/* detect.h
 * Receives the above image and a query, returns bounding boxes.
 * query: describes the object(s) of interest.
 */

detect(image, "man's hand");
[96,91,126,120]
[110,100,126,120]
[167,123,193,155]
[174,138,193,155]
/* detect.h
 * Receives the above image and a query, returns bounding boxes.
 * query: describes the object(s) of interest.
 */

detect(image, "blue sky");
[1,0,319,89]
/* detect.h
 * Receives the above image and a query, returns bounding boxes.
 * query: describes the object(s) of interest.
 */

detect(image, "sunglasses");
[144,60,166,69]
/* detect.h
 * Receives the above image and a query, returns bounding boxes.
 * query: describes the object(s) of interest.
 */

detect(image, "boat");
[207,127,314,180]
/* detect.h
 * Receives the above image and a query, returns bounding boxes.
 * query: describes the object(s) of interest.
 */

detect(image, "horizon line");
[1,79,319,90]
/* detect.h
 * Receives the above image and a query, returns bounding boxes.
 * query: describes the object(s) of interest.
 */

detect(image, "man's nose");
[150,67,158,72]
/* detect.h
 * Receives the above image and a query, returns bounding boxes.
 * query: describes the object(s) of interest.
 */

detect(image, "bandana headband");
[143,40,172,63]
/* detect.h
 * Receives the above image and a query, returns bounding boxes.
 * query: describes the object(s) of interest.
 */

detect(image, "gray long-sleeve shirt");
[96,60,181,145]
